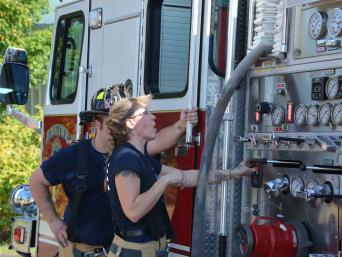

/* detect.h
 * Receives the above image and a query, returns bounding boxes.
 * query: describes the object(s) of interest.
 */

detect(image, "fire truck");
[2,0,342,256]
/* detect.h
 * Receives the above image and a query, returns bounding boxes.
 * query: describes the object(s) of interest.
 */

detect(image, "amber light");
[14,227,25,244]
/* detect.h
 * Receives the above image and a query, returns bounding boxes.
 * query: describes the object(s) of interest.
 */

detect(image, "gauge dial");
[290,176,305,197]
[271,105,285,126]
[332,103,342,125]
[319,103,332,125]
[294,104,307,126]
[306,105,319,126]
[328,8,342,37]
[325,77,339,100]
[308,11,328,39]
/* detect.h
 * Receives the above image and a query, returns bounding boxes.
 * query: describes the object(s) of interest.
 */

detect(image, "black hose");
[191,44,272,257]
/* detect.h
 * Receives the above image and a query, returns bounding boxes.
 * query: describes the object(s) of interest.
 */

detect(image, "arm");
[159,161,256,187]
[115,169,182,223]
[147,107,198,156]
[29,168,67,247]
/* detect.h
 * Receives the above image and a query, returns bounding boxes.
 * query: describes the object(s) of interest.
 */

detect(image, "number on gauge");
[308,11,328,39]
[325,77,339,100]
[319,103,332,125]
[306,105,319,126]
[290,176,305,197]
[328,8,342,37]
[294,104,307,126]
[332,103,342,125]
[271,105,285,126]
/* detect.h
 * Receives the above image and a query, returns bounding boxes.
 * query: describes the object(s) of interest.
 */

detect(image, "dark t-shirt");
[107,142,172,242]
[41,139,114,246]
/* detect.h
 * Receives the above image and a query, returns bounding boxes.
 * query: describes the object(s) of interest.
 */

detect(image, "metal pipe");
[191,44,272,257]
[186,0,202,143]
[219,0,239,256]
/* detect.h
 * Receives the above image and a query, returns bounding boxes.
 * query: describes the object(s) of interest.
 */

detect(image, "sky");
[39,0,60,24]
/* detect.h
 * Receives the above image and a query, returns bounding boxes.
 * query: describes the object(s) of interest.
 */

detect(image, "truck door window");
[50,13,84,104]
[145,0,191,98]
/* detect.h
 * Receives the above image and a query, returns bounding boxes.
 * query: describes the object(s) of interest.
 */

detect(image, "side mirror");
[0,48,29,105]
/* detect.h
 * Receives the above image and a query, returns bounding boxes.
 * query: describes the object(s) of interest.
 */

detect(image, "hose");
[191,44,272,257]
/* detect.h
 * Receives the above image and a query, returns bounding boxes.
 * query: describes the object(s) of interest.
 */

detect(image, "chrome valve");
[297,183,333,201]
[263,176,290,197]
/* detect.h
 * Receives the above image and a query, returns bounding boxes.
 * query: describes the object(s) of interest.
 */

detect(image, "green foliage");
[0,0,49,55]
[22,28,53,88]
[0,106,41,242]
[0,0,52,89]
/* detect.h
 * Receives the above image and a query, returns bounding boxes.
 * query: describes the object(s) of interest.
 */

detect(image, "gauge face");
[328,8,342,37]
[294,104,307,126]
[319,103,332,125]
[332,103,342,125]
[308,11,328,39]
[271,105,285,126]
[306,105,319,126]
[290,176,305,197]
[325,77,339,100]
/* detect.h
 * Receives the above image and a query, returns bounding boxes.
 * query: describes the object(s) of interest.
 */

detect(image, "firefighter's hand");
[160,170,183,186]
[48,217,68,247]
[230,161,257,178]
[179,107,198,130]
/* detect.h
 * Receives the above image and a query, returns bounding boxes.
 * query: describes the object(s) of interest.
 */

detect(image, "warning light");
[14,227,25,244]
[287,101,294,123]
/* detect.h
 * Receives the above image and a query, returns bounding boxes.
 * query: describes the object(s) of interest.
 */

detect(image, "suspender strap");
[67,139,88,241]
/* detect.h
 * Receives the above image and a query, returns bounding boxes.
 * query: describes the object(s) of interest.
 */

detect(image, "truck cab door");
[44,1,89,158]
[38,2,89,256]
[141,0,203,254]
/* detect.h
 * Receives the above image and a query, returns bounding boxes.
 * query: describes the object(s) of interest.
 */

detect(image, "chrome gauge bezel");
[325,77,339,100]
[306,105,319,126]
[290,176,305,197]
[308,11,328,40]
[294,104,307,126]
[271,105,285,126]
[332,103,342,125]
[328,8,342,37]
[318,103,332,125]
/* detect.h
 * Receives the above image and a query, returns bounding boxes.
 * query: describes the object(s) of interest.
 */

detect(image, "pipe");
[191,44,272,257]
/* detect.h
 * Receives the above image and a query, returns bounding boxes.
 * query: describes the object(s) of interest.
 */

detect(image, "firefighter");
[29,88,198,257]
[105,95,255,257]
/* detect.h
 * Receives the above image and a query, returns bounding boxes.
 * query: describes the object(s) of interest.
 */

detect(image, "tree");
[0,106,41,242]
[0,0,50,58]
[0,0,51,242]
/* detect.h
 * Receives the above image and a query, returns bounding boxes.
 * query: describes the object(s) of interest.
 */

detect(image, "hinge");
[79,65,93,77]
[195,132,201,146]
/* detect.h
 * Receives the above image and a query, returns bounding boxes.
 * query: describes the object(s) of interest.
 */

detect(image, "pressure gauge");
[271,105,285,126]
[325,77,339,100]
[306,105,319,126]
[332,103,342,125]
[328,8,342,37]
[294,104,307,126]
[308,11,328,39]
[290,176,305,197]
[318,103,332,125]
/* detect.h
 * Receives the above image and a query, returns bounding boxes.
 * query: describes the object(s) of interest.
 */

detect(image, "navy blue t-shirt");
[106,142,167,242]
[41,139,114,246]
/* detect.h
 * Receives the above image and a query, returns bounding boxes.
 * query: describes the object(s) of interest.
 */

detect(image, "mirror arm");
[6,105,42,134]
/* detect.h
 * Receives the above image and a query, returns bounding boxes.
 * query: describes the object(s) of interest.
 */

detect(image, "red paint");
[217,8,228,72]
[153,110,206,251]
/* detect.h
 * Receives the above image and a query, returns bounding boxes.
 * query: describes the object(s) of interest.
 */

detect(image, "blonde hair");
[107,95,152,146]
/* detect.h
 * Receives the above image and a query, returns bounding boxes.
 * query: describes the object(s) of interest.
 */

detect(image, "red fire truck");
[2,0,342,256]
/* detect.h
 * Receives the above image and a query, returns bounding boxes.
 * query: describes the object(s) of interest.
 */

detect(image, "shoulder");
[109,144,144,176]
